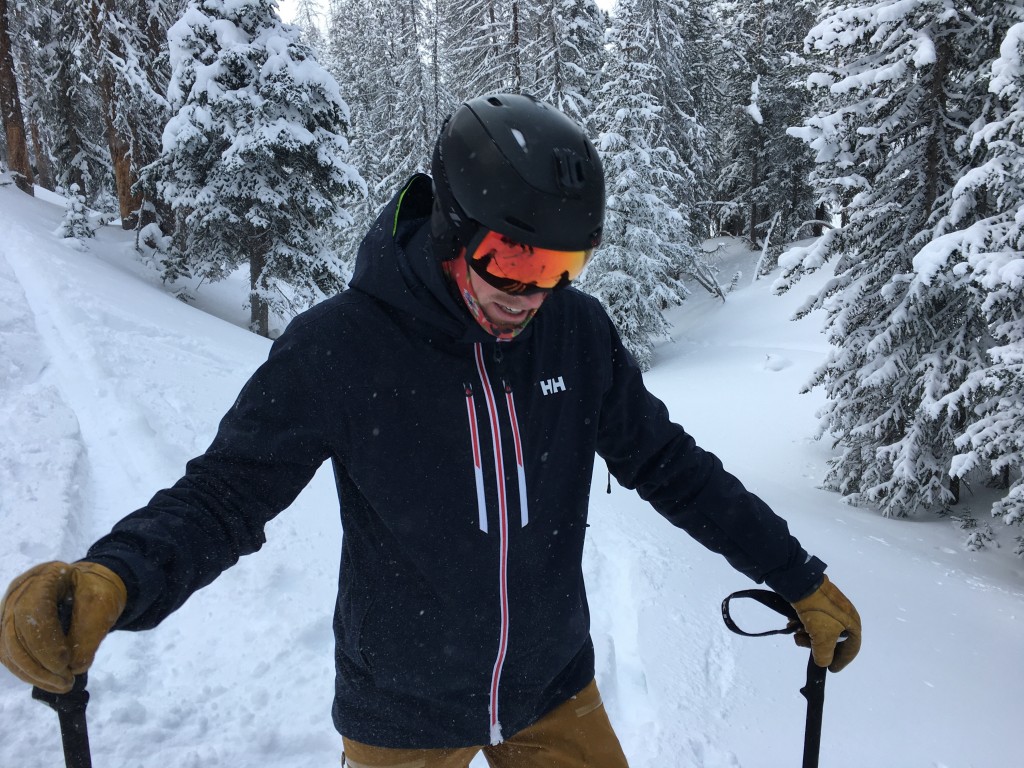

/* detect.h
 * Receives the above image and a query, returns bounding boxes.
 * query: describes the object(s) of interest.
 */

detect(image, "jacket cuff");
[77,554,141,630]
[763,555,826,603]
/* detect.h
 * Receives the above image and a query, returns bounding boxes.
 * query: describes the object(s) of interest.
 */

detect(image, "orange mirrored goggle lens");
[467,229,593,294]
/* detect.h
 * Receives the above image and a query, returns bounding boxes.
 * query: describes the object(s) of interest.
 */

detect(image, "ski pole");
[721,589,828,768]
[799,654,827,768]
[31,597,93,768]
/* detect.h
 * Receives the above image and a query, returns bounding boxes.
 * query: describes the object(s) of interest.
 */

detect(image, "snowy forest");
[0,0,1022,547]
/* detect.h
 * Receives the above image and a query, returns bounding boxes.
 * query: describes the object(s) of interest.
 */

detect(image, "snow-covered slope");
[1,184,1021,767]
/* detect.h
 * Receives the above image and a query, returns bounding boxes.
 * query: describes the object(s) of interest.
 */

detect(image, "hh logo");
[539,376,566,396]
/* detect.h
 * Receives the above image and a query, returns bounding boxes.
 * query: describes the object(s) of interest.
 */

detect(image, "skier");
[1,93,861,768]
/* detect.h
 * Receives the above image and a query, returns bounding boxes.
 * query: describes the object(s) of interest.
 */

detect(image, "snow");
[2,187,1023,767]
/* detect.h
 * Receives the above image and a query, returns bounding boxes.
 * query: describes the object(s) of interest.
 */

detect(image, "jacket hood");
[349,174,518,345]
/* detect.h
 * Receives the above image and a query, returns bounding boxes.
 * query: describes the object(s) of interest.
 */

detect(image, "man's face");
[466,266,548,334]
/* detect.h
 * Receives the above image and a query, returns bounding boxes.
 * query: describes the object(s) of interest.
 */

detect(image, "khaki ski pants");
[342,679,629,768]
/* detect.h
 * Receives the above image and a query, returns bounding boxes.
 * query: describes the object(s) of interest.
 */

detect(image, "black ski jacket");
[86,175,825,748]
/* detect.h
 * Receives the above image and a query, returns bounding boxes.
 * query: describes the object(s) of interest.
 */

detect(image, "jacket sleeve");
[85,318,333,630]
[595,318,825,602]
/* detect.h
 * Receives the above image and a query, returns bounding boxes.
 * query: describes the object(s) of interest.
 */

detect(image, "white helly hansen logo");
[540,376,566,396]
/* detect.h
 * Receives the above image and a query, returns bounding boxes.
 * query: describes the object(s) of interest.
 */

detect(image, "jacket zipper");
[467,342,529,744]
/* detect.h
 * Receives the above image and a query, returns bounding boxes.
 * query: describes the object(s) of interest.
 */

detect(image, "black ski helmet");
[432,93,604,256]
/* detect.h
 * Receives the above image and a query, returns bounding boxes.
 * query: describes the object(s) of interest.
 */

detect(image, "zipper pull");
[493,344,505,366]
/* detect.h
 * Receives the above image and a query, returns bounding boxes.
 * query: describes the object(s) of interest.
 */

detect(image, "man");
[0,94,861,767]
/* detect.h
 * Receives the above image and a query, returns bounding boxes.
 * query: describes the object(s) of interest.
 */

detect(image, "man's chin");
[484,312,533,333]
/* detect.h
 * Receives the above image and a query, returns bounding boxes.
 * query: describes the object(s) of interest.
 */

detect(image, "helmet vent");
[487,96,505,107]
[553,147,587,193]
[510,128,528,151]
[505,216,535,233]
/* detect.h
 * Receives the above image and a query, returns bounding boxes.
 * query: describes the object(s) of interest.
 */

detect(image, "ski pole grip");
[31,594,93,768]
[31,595,89,705]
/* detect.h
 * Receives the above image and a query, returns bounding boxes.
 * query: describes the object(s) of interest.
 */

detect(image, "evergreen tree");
[378,0,438,187]
[85,0,174,227]
[324,0,388,272]
[522,0,605,124]
[17,0,111,202]
[325,0,443,275]
[441,0,508,98]
[712,0,819,259]
[942,15,1024,551]
[580,0,699,370]
[149,0,364,337]
[778,1,1000,517]
[55,183,96,240]
[644,0,716,246]
[293,0,325,48]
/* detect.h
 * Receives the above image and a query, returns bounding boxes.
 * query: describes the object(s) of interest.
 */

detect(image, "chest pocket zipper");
[463,383,488,533]
[503,379,529,527]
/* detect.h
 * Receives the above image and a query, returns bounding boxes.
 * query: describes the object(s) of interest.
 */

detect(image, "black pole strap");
[31,596,93,768]
[722,589,827,768]
[721,588,799,636]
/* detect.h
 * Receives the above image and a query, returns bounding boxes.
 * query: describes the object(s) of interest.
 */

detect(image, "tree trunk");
[249,245,270,338]
[0,0,34,195]
[89,0,143,228]
[27,114,51,190]
[813,202,827,237]
[510,1,521,91]
[100,77,144,228]
[748,149,760,244]
[18,59,53,191]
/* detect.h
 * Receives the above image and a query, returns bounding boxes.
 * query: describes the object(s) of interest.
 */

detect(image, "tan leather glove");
[0,561,127,693]
[790,574,861,672]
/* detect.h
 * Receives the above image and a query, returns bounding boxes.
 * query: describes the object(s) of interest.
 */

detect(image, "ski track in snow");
[0,243,86,564]
[0,207,345,766]
[585,504,743,768]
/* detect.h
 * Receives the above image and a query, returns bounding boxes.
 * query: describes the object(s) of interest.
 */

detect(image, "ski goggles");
[466,228,593,295]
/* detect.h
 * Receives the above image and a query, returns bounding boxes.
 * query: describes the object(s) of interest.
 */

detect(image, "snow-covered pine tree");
[440,0,508,97]
[712,0,818,260]
[377,0,439,187]
[422,0,456,127]
[324,0,391,227]
[943,16,1024,552]
[85,0,182,228]
[292,0,325,49]
[324,0,443,274]
[579,0,694,370]
[519,0,605,124]
[56,183,96,241]
[638,0,719,285]
[777,1,999,517]
[149,0,364,337]
[16,0,111,203]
